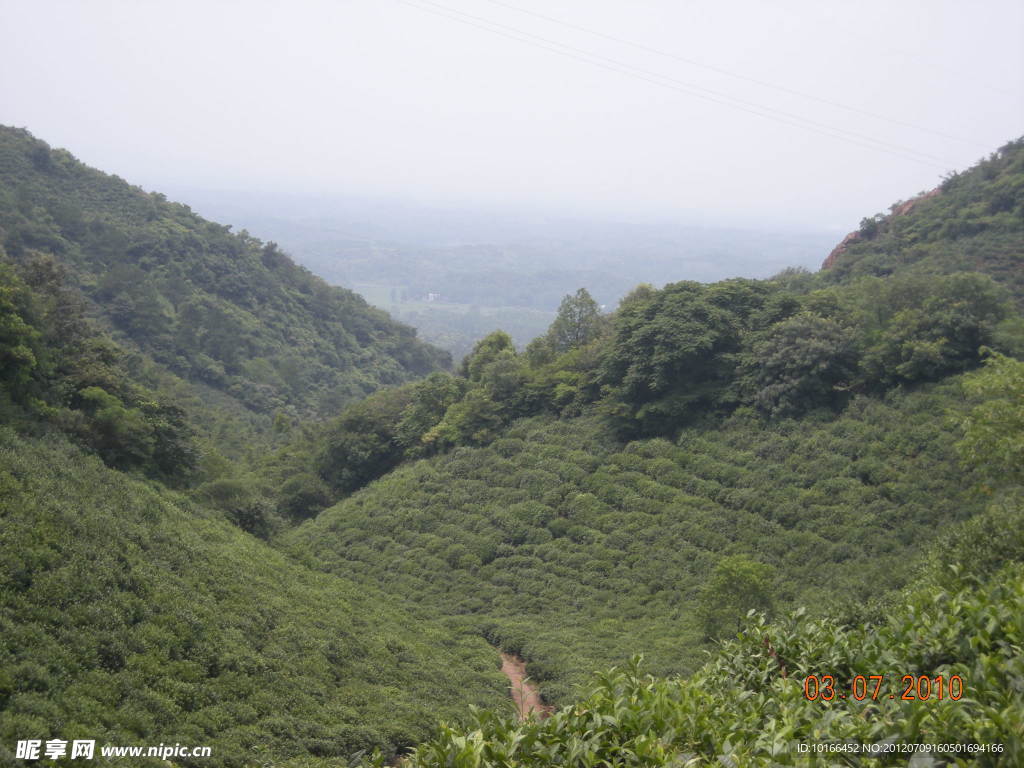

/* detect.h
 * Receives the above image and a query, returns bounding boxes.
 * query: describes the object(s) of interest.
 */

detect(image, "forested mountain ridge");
[821,137,1024,304]
[0,126,448,421]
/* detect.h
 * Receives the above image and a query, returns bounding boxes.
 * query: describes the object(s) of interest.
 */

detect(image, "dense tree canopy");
[696,554,775,637]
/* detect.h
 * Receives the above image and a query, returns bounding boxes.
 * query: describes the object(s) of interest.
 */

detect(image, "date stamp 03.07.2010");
[802,673,964,702]
[798,675,1005,757]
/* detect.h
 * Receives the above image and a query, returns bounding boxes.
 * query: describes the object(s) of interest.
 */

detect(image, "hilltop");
[821,137,1024,304]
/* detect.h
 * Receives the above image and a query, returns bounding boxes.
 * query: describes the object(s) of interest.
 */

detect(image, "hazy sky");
[1,0,1021,230]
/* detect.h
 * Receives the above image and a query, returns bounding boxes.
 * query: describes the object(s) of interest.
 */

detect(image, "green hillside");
[0,126,448,421]
[285,382,987,705]
[372,504,1024,767]
[356,351,1024,765]
[0,128,502,766]
[822,137,1024,305]
[0,429,507,767]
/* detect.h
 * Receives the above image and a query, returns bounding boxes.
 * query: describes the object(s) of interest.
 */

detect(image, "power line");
[782,1,1020,101]
[406,0,953,165]
[394,0,954,169]
[479,0,987,149]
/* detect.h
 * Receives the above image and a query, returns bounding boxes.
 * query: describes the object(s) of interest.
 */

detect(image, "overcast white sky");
[1,0,1021,230]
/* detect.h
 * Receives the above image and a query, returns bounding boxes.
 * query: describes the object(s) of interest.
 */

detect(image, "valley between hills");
[1,126,1023,766]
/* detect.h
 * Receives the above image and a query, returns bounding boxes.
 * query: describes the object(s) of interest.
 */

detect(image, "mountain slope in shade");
[0,126,449,420]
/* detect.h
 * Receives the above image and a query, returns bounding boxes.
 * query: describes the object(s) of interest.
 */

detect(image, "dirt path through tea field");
[500,652,553,720]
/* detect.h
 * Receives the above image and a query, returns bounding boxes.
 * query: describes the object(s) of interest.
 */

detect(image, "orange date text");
[802,674,964,702]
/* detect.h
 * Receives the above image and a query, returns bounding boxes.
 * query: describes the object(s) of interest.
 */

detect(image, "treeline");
[264,265,1019,523]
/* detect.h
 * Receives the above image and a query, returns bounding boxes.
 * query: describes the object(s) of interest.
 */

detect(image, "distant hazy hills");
[165,186,840,359]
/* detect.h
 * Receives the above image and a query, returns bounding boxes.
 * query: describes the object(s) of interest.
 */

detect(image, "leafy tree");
[957,352,1024,488]
[616,282,656,310]
[696,554,774,638]
[479,355,531,415]
[0,264,42,398]
[319,386,414,493]
[196,477,279,538]
[600,279,770,436]
[142,401,198,481]
[74,386,155,469]
[547,288,603,353]
[858,213,883,238]
[524,335,556,368]
[395,372,467,455]
[277,472,333,521]
[460,330,516,381]
[741,313,857,416]
[424,388,505,447]
[859,272,1009,386]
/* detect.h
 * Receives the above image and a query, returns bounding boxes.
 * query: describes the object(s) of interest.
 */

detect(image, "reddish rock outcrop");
[821,186,941,270]
[822,231,861,270]
[890,186,941,217]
